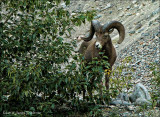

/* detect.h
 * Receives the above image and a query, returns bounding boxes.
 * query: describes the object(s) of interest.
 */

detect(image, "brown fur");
[78,35,116,89]
[78,20,125,90]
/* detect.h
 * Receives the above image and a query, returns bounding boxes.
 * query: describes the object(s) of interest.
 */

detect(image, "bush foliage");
[0,0,109,116]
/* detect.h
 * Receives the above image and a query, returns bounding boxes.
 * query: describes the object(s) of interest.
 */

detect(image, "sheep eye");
[103,35,108,38]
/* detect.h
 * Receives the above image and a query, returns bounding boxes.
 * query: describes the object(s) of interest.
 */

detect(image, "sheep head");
[81,20,125,50]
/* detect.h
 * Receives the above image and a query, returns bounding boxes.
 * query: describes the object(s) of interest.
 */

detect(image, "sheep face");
[95,32,111,50]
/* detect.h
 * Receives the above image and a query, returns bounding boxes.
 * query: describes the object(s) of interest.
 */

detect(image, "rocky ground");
[63,0,160,116]
[69,0,159,52]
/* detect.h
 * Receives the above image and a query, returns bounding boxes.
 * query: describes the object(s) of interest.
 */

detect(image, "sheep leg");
[105,68,112,90]
[105,75,109,89]
[99,81,106,104]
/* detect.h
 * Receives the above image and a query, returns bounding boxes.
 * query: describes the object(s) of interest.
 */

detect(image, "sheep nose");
[95,42,102,49]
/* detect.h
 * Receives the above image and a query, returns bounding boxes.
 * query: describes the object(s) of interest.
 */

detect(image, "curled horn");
[81,20,101,41]
[108,28,114,34]
[103,21,125,44]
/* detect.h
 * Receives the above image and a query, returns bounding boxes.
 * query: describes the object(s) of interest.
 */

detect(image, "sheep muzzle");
[95,41,102,49]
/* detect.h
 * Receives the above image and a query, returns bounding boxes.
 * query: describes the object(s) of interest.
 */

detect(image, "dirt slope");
[68,0,159,53]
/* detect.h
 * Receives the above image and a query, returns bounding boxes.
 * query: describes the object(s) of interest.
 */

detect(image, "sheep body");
[78,20,125,90]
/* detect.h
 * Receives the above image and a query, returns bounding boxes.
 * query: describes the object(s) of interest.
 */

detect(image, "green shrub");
[110,56,133,98]
[150,63,160,108]
[0,0,110,116]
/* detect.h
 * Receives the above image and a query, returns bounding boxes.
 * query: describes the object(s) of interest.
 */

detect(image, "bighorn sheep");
[77,20,125,90]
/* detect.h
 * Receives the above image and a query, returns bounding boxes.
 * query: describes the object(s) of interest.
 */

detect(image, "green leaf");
[30,107,35,111]
[65,0,70,5]
[51,104,55,109]
[24,91,29,97]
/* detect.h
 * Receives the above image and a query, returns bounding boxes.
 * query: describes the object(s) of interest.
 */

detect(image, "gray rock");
[71,13,76,16]
[134,97,152,106]
[157,100,160,107]
[110,100,131,106]
[129,83,151,105]
[152,22,159,25]
[146,8,160,20]
[61,3,66,8]
[118,8,123,11]
[110,93,131,106]
[94,14,102,19]
[122,112,131,116]
[76,4,83,12]
[128,26,132,30]
[116,93,129,101]
[152,7,160,15]
[135,24,142,30]
[132,0,137,4]
[149,21,153,26]
[136,60,141,65]
[96,7,100,11]
[129,31,135,34]
[155,32,160,37]
[126,13,132,16]
[126,105,136,111]
[109,11,112,14]
[127,6,131,9]
[122,71,132,75]
[115,45,119,48]
[119,14,124,17]
[103,3,113,10]
[138,28,144,33]
[152,0,155,3]
[141,33,149,36]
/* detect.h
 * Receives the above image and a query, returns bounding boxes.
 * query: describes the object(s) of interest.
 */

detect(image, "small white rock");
[132,0,137,4]
[127,105,136,111]
[115,45,119,48]
[119,14,124,17]
[136,13,140,16]
[71,13,76,16]
[61,3,66,8]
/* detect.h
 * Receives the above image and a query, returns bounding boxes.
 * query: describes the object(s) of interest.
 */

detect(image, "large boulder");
[129,83,152,106]
[110,83,152,106]
[110,92,131,106]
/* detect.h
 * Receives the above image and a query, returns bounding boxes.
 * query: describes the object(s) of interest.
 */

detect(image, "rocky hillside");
[68,0,159,52]
[68,0,160,84]
[65,0,160,116]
